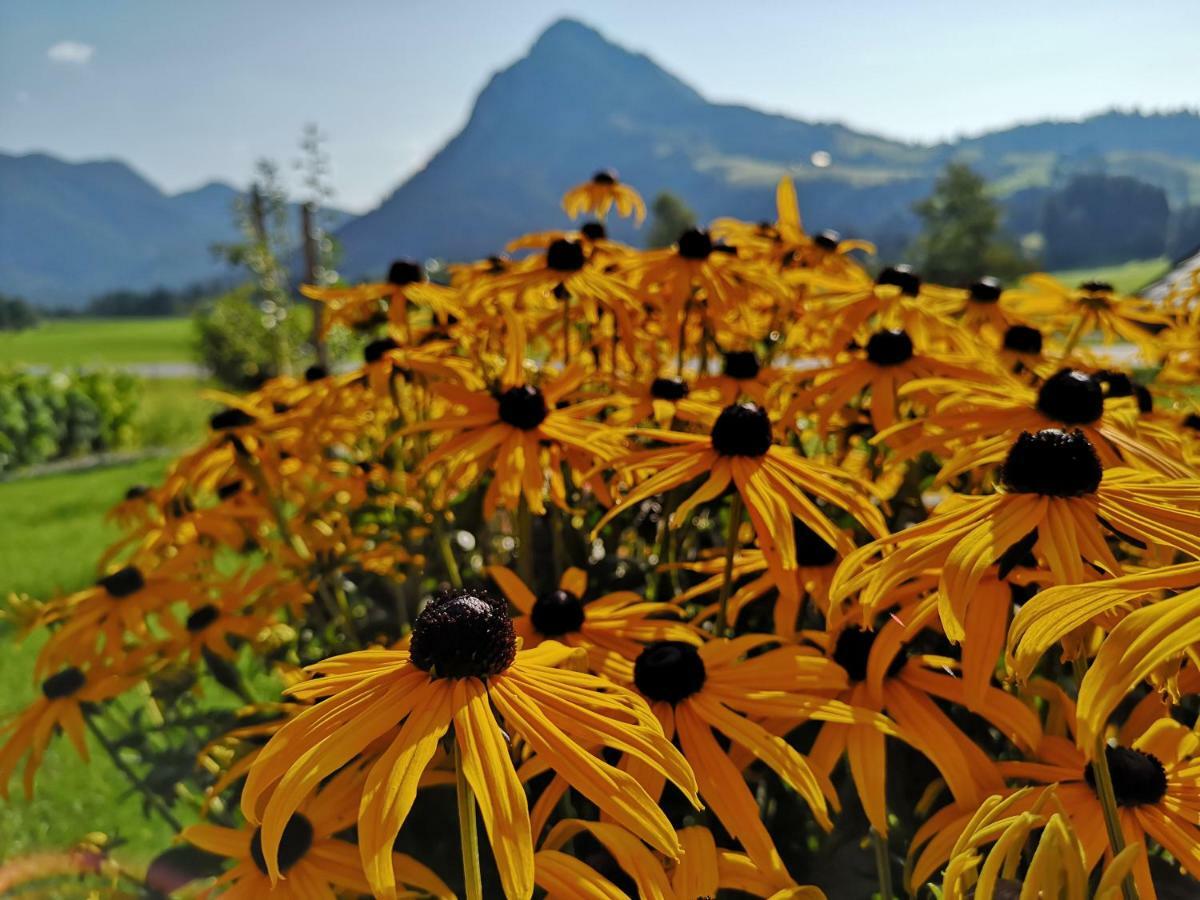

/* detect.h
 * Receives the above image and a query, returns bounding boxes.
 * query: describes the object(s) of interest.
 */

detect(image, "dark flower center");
[1135,386,1153,414]
[1095,369,1134,398]
[592,170,616,185]
[1085,746,1167,807]
[409,588,516,679]
[217,480,243,500]
[876,265,921,297]
[710,402,773,457]
[1003,325,1043,355]
[1036,369,1104,425]
[722,350,761,380]
[304,364,328,382]
[794,518,838,567]
[814,229,841,251]
[387,260,424,285]
[496,385,548,430]
[250,814,314,875]
[547,239,585,272]
[364,337,400,364]
[1001,429,1102,497]
[41,666,86,700]
[124,484,150,501]
[969,277,1002,303]
[530,589,585,637]
[186,604,221,633]
[865,329,914,366]
[1079,280,1114,294]
[634,641,706,704]
[1184,413,1200,432]
[580,221,607,241]
[832,627,906,683]
[650,376,690,401]
[209,408,256,431]
[99,565,145,598]
[677,228,714,260]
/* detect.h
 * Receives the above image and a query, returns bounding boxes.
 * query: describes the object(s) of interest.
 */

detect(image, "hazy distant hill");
[336,18,1200,277]
[0,153,352,308]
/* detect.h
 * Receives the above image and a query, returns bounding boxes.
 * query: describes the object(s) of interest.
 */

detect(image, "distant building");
[1143,243,1200,302]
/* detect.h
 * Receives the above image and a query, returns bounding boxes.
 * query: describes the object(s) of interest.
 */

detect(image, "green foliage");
[0,295,37,331]
[0,370,141,474]
[193,285,314,390]
[645,191,697,249]
[910,163,1033,285]
[1043,174,1169,268]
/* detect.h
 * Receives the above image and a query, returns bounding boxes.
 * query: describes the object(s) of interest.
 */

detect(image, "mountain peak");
[529,17,607,54]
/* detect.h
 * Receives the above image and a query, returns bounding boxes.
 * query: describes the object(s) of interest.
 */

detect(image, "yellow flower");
[241,587,698,900]
[562,170,646,223]
[184,767,452,899]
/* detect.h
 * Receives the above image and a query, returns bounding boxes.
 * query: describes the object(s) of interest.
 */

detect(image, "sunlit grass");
[0,317,195,367]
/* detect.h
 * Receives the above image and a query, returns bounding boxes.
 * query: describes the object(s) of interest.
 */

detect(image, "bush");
[192,285,315,390]
[0,294,38,331]
[0,370,140,473]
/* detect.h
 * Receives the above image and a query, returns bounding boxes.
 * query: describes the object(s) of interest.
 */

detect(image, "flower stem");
[517,497,534,587]
[1059,311,1089,361]
[870,827,893,900]
[1073,654,1136,900]
[454,739,483,900]
[84,708,183,833]
[716,491,743,637]
[433,513,463,589]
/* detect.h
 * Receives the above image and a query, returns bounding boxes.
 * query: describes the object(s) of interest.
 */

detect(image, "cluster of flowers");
[4,171,1200,900]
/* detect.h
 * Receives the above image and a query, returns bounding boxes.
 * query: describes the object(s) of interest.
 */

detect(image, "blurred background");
[0,0,1198,862]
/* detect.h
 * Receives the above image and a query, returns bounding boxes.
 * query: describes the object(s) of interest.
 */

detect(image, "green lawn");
[0,317,194,367]
[0,457,181,864]
[135,377,218,449]
[1047,257,1171,295]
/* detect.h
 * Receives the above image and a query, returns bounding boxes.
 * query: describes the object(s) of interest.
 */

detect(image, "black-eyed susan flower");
[184,767,452,899]
[1011,275,1171,351]
[607,373,720,429]
[0,658,142,798]
[596,402,886,597]
[241,587,698,900]
[562,170,646,224]
[835,429,1200,643]
[627,635,889,875]
[486,564,699,681]
[913,709,1200,898]
[782,327,994,433]
[406,360,624,517]
[875,366,1194,481]
[301,259,462,340]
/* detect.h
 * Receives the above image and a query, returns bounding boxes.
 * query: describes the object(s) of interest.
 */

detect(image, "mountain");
[336,18,1200,277]
[0,153,353,308]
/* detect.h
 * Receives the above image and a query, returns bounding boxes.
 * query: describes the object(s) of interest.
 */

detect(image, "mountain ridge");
[334,17,1200,279]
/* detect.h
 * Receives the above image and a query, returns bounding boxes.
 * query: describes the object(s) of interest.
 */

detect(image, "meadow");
[0,317,194,368]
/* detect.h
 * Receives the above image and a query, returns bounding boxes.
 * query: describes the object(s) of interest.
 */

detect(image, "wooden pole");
[301,201,330,369]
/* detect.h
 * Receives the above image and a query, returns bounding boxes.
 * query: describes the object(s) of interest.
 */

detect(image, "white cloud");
[47,41,95,65]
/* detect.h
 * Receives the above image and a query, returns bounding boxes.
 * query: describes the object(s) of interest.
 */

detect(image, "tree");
[645,192,697,249]
[0,294,37,331]
[910,163,1030,285]
[1042,174,1168,268]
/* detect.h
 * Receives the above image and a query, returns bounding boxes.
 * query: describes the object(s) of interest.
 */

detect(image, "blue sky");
[1,1,1196,212]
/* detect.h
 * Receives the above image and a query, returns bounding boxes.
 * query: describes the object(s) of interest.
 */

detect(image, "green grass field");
[135,377,218,449]
[0,317,194,367]
[1047,256,1170,295]
[0,457,181,863]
